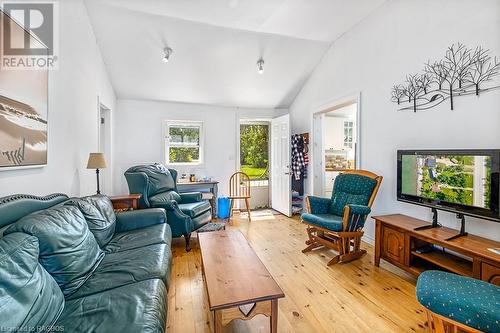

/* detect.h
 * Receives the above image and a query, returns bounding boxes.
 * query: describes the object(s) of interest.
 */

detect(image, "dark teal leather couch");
[125,164,211,251]
[0,193,171,333]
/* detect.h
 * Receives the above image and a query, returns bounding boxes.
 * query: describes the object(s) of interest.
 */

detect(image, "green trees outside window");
[240,124,269,179]
[167,123,202,164]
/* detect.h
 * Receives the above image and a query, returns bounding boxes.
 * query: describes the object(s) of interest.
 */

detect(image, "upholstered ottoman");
[416,270,500,333]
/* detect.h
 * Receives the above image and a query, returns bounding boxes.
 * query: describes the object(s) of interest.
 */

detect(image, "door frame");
[236,119,272,209]
[97,97,112,195]
[311,92,362,196]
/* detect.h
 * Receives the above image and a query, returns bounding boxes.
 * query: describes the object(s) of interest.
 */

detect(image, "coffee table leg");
[214,310,223,333]
[270,299,278,333]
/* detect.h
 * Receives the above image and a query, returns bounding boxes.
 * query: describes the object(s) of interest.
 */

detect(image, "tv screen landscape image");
[397,150,500,221]
[401,154,491,208]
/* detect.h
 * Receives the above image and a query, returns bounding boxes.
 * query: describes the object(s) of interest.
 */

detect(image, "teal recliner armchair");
[125,164,212,251]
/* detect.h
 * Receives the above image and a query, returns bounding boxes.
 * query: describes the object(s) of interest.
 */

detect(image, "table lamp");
[87,153,107,194]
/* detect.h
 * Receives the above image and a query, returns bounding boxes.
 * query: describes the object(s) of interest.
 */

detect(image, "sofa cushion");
[80,195,117,226]
[65,198,115,247]
[416,270,500,333]
[5,205,105,297]
[104,223,172,253]
[0,233,64,331]
[301,213,344,231]
[67,243,172,299]
[329,173,377,216]
[150,190,181,204]
[56,279,167,333]
[179,200,211,218]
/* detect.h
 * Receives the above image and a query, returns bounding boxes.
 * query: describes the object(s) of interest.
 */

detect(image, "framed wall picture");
[0,10,49,169]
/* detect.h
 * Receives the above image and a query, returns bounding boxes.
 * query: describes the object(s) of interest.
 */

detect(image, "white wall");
[0,0,116,197]
[113,99,286,197]
[290,0,500,241]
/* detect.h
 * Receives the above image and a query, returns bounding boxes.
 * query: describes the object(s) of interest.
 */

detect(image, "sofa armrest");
[179,192,202,203]
[306,196,331,214]
[115,208,167,233]
[343,204,371,232]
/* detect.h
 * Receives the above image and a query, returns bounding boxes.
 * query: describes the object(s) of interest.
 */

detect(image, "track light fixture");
[163,47,173,63]
[257,58,264,74]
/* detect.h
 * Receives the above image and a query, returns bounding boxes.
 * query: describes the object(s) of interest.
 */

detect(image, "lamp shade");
[87,153,107,169]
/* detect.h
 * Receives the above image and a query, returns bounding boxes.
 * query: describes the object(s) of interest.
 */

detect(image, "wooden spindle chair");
[229,172,251,221]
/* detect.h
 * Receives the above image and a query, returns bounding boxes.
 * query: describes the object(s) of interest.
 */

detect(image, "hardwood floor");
[167,211,428,333]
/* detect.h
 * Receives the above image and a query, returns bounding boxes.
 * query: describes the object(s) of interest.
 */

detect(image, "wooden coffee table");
[198,230,285,333]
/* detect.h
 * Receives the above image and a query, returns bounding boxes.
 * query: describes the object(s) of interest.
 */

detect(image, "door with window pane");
[165,121,203,165]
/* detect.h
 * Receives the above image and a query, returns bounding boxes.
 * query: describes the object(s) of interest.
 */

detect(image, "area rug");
[197,222,226,233]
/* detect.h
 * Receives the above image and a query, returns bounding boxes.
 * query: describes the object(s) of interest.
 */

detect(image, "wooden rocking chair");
[229,171,251,221]
[301,170,382,265]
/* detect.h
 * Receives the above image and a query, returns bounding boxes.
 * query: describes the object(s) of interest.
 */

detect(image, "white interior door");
[271,114,291,216]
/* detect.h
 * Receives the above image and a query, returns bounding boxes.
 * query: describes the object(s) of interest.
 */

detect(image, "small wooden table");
[110,194,141,211]
[198,230,284,333]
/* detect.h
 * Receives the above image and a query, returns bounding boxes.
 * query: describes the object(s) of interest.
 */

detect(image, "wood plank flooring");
[167,211,428,333]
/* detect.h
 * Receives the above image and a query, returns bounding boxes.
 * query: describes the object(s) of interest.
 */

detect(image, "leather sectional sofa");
[0,193,172,333]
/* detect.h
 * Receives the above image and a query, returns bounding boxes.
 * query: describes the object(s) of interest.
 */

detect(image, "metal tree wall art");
[391,43,500,112]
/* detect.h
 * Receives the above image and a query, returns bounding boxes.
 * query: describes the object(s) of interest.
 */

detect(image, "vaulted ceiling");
[85,0,386,108]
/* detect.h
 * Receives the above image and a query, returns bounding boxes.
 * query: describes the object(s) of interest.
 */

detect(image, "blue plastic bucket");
[217,197,231,219]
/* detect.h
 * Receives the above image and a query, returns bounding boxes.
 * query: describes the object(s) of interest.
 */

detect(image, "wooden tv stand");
[373,214,500,285]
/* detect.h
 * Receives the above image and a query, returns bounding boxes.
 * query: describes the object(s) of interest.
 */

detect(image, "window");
[343,120,353,149]
[165,121,203,165]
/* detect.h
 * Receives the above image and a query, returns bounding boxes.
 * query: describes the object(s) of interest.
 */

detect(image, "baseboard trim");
[362,234,375,245]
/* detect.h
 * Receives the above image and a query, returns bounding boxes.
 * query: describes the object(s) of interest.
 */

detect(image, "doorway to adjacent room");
[98,103,112,194]
[312,95,360,197]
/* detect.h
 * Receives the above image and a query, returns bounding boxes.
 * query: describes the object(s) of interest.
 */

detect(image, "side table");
[110,194,141,211]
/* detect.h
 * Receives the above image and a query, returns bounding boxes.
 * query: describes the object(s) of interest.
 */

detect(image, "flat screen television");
[397,150,500,222]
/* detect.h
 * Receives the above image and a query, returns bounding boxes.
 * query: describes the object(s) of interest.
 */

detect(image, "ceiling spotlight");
[163,47,173,63]
[257,58,264,74]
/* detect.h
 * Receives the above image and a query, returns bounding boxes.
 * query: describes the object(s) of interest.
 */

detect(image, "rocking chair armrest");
[346,204,371,216]
[343,204,371,232]
[306,196,331,214]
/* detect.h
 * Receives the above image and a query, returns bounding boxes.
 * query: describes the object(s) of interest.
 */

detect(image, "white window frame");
[164,120,204,166]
